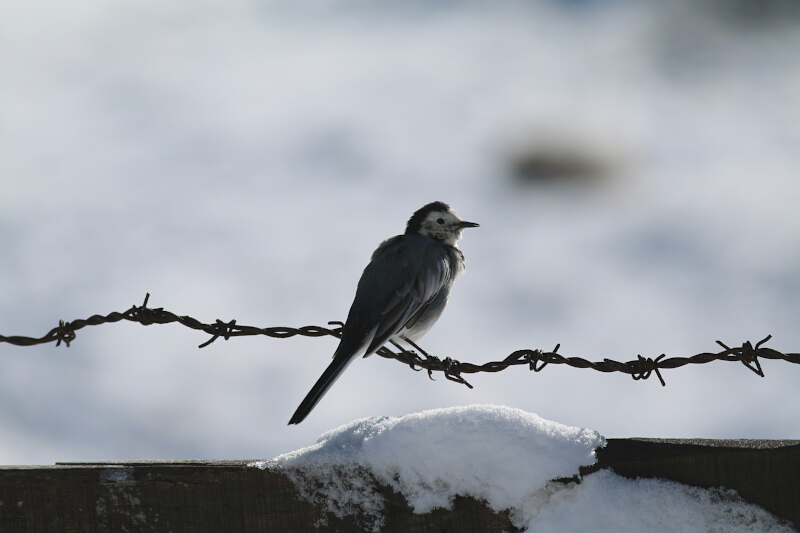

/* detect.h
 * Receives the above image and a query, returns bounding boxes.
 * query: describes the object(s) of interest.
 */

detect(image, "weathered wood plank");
[0,461,515,532]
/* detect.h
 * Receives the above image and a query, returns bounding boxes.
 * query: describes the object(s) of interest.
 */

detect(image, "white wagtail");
[288,201,479,424]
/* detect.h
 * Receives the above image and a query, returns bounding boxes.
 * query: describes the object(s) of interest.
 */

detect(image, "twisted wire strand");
[2,294,799,387]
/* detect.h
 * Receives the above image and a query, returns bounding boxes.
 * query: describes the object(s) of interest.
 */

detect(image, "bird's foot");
[422,352,450,381]
[390,339,425,371]
[398,338,443,382]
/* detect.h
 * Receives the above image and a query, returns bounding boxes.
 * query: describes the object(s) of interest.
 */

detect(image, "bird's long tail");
[288,353,358,425]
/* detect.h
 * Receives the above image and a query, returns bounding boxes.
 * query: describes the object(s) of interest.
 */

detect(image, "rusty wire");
[2,293,799,388]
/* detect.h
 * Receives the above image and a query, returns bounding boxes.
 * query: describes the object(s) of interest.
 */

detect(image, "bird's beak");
[458,220,480,228]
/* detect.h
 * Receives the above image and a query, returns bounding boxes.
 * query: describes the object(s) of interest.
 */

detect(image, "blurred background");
[2,0,799,464]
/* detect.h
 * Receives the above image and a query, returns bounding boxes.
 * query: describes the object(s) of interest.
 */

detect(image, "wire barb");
[2,295,799,387]
[54,320,76,348]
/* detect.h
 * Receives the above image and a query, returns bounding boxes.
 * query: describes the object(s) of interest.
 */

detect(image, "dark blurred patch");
[699,0,800,26]
[510,143,613,185]
[503,127,624,187]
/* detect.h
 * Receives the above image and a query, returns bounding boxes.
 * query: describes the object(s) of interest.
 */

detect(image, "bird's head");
[405,201,479,247]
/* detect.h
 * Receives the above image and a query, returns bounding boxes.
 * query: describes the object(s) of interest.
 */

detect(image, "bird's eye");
[436,218,445,225]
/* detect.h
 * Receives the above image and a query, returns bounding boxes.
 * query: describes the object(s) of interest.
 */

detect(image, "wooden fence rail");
[1,439,798,532]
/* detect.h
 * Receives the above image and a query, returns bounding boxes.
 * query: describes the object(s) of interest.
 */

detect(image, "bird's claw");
[422,353,442,381]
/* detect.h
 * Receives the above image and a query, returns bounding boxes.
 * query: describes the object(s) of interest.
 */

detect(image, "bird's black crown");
[405,201,452,235]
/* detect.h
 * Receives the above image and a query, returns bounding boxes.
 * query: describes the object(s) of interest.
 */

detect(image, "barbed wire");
[2,293,799,388]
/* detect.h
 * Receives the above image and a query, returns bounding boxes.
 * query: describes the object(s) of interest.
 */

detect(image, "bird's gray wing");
[354,235,451,355]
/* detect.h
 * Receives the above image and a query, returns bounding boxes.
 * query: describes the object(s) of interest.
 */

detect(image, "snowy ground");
[1,0,800,470]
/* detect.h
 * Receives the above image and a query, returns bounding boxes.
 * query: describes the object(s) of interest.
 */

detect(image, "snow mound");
[254,405,603,530]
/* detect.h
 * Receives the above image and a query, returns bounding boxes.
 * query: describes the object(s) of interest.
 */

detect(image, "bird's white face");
[417,208,472,247]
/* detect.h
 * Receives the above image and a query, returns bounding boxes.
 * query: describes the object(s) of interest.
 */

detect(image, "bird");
[288,201,479,425]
